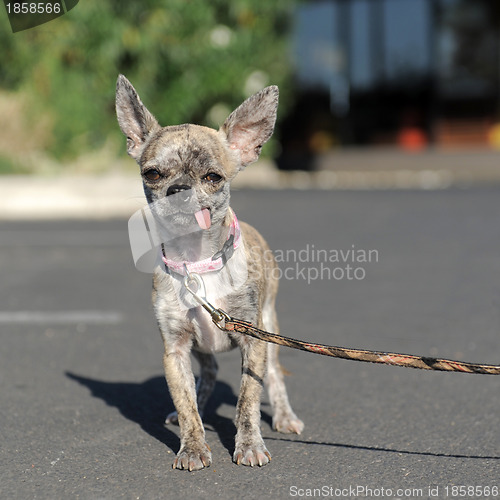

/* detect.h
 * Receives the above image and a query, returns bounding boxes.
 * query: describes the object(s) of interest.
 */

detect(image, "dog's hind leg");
[266,343,304,434]
[193,351,218,415]
[263,302,304,434]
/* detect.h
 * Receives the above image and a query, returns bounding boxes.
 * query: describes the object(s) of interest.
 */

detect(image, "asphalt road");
[1,189,499,500]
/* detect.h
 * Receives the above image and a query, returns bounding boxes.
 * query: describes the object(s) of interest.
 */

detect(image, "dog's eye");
[203,173,222,183]
[143,169,161,182]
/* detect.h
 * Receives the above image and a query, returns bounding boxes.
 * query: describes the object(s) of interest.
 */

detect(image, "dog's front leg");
[233,339,271,466]
[163,349,212,471]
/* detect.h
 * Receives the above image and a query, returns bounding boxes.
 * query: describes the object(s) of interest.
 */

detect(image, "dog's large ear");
[220,86,279,168]
[115,75,160,160]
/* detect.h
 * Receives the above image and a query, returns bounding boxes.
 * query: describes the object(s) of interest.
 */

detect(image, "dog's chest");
[154,269,242,354]
[186,272,238,352]
[189,305,235,353]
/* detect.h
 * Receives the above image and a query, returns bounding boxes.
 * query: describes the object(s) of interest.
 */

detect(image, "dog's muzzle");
[166,184,192,201]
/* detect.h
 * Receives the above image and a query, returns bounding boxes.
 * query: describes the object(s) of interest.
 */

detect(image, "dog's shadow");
[66,372,500,462]
[65,372,273,457]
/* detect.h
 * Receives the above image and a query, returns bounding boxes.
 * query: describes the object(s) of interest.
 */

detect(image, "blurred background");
[1,0,500,180]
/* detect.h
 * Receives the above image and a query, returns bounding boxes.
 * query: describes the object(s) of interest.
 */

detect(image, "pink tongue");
[194,208,211,230]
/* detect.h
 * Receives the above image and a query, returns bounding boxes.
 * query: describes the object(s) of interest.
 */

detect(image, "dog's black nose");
[166,184,191,197]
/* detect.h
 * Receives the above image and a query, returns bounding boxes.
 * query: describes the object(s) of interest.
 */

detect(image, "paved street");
[1,189,499,499]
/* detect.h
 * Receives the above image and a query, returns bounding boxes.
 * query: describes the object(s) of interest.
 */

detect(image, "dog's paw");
[165,411,178,426]
[173,443,212,471]
[273,412,304,434]
[165,410,205,426]
[233,442,271,467]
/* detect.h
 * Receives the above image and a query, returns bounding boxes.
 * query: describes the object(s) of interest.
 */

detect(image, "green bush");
[0,0,295,161]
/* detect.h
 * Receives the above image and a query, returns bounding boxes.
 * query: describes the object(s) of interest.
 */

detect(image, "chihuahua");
[116,75,303,471]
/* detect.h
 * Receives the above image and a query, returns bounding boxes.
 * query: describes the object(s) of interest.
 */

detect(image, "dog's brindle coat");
[116,75,303,471]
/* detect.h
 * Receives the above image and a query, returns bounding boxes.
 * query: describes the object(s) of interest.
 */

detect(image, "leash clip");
[182,268,229,328]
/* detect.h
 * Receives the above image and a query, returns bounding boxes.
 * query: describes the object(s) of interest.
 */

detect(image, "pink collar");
[161,213,241,276]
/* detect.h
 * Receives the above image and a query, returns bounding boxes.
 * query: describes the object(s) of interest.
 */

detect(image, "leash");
[183,272,500,375]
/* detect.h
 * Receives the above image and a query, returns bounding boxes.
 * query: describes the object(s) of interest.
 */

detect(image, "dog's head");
[116,75,278,231]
